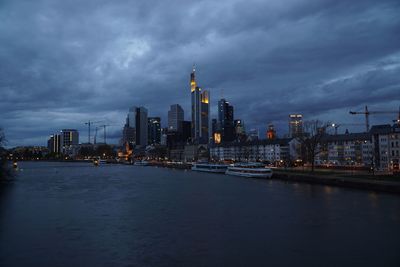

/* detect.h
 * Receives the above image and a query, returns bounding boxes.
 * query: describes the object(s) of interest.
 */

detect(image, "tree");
[0,128,11,181]
[297,120,328,172]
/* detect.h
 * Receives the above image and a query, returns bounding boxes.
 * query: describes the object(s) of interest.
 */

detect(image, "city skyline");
[1,0,400,146]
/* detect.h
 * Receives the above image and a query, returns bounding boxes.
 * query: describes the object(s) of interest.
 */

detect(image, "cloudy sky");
[1,0,399,146]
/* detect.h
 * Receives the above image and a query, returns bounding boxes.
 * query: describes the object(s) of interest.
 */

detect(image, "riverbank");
[272,169,400,194]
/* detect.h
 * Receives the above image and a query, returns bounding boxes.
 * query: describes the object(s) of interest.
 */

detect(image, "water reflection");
[0,162,399,267]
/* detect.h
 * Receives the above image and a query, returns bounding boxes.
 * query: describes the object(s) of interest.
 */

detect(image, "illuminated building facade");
[190,66,210,144]
[289,114,303,138]
[267,124,276,140]
[213,132,222,144]
[210,139,293,163]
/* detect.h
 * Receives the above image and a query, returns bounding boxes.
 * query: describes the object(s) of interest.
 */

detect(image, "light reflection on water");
[0,161,399,267]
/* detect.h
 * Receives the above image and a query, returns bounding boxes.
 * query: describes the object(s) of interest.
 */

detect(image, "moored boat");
[225,162,273,178]
[191,163,229,173]
[134,160,150,166]
[93,158,107,166]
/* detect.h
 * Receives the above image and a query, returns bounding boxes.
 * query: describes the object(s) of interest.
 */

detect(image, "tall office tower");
[129,106,148,146]
[148,117,161,145]
[122,115,136,145]
[218,98,234,142]
[168,104,184,132]
[180,121,192,143]
[234,119,245,135]
[60,129,79,148]
[47,134,61,154]
[211,119,218,135]
[289,114,303,138]
[190,66,210,144]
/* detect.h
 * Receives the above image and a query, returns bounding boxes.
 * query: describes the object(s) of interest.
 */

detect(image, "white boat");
[225,163,273,178]
[93,158,107,166]
[134,160,150,166]
[191,163,229,173]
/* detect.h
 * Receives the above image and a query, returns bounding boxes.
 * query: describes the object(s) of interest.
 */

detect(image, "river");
[0,162,399,266]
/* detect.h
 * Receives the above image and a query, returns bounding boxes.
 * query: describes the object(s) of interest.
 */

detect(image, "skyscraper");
[234,119,244,133]
[47,134,61,154]
[148,117,161,145]
[190,66,210,144]
[130,106,148,146]
[234,119,246,141]
[289,114,303,138]
[60,129,79,150]
[122,115,136,145]
[218,98,234,142]
[180,121,192,143]
[168,104,184,132]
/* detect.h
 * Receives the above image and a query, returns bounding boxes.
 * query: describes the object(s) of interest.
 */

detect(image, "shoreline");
[272,170,400,194]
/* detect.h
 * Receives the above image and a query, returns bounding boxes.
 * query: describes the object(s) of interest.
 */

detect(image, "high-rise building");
[218,98,234,142]
[211,119,218,134]
[129,106,148,146]
[190,66,209,144]
[60,129,79,148]
[121,112,136,145]
[168,104,184,132]
[128,108,135,128]
[122,115,136,145]
[148,117,161,145]
[248,128,259,141]
[47,134,61,154]
[289,114,303,138]
[180,120,192,143]
[234,119,246,141]
[234,119,245,135]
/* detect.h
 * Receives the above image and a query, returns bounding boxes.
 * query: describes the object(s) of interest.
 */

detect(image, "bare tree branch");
[296,120,328,172]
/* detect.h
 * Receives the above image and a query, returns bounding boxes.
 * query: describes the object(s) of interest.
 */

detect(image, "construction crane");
[94,124,114,144]
[349,105,400,132]
[94,126,100,144]
[329,123,365,135]
[99,124,113,144]
[84,120,103,144]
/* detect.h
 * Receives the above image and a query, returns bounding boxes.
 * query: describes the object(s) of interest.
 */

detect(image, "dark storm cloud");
[0,0,399,146]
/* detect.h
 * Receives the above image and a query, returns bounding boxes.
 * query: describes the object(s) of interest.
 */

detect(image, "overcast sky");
[1,0,399,146]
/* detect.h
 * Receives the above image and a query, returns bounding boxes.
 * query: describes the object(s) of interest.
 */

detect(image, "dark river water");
[0,162,399,267]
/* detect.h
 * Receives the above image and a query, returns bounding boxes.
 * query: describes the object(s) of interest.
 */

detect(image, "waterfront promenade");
[273,169,400,194]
